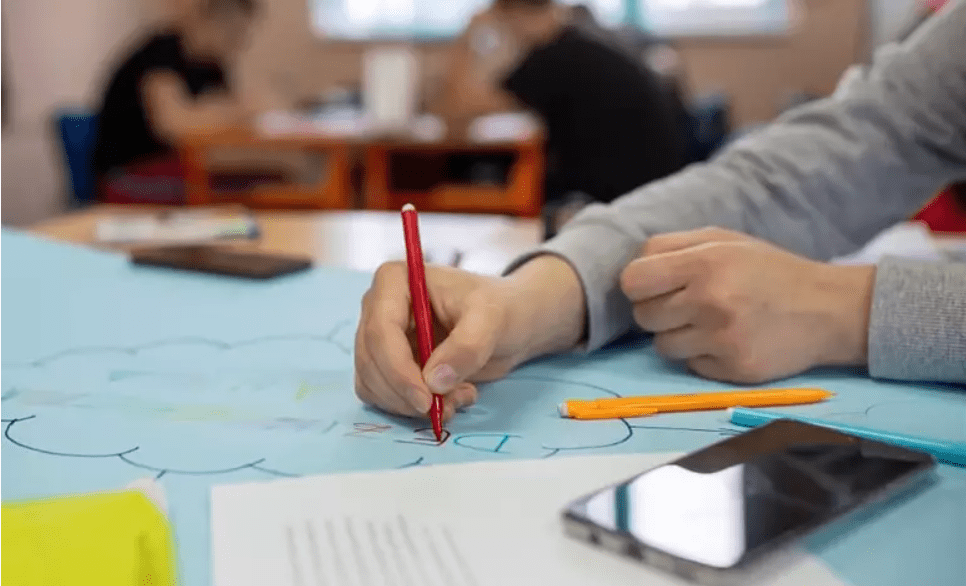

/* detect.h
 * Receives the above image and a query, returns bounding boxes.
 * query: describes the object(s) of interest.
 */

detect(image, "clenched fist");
[621,228,876,383]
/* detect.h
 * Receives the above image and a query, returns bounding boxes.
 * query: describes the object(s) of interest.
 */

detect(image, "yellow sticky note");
[2,489,177,586]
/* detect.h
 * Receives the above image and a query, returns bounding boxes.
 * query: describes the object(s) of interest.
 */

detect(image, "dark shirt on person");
[93,32,228,177]
[503,25,685,204]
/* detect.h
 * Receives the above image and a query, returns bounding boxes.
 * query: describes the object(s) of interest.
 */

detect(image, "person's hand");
[620,228,876,383]
[355,256,585,420]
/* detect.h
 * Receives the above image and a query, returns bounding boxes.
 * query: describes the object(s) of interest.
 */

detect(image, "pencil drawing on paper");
[1,330,756,479]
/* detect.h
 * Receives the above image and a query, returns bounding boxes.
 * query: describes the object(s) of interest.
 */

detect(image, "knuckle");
[354,377,374,404]
[713,335,764,383]
[448,340,479,364]
[695,241,725,262]
[354,355,375,388]
[641,235,664,256]
[686,355,710,373]
[688,248,717,273]
[465,289,510,333]
[632,303,652,330]
[672,285,697,309]
[475,358,514,382]
[373,260,407,284]
[619,264,641,295]
[713,329,743,360]
[654,331,688,360]
[468,288,503,313]
[385,365,415,394]
[697,284,736,315]
[730,356,767,384]
[711,242,742,264]
[363,321,385,346]
[652,334,672,357]
[703,226,746,243]
[700,226,730,240]
[490,364,512,380]
[354,333,372,369]
[486,304,510,333]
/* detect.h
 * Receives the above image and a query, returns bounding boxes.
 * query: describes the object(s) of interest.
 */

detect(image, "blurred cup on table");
[363,46,421,136]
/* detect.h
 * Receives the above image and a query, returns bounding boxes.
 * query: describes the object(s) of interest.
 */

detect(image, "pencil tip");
[402,203,416,212]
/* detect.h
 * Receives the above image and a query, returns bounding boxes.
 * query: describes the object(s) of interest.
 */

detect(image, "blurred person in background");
[93,0,287,204]
[438,0,687,239]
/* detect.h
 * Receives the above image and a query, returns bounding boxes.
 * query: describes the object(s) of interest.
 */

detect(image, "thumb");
[423,302,502,394]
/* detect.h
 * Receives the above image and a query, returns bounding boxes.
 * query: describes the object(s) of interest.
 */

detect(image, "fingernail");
[410,388,432,413]
[429,364,458,392]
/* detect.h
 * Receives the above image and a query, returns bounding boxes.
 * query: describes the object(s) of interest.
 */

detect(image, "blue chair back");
[54,111,99,205]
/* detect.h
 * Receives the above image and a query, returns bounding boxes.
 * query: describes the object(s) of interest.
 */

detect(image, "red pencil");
[401,203,444,441]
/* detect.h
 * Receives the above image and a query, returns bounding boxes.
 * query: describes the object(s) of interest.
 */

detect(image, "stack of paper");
[832,222,945,265]
[467,112,540,143]
[211,454,846,586]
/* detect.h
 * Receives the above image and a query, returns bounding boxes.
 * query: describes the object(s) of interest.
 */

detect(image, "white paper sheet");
[211,454,848,586]
[832,222,945,265]
[466,112,540,143]
[95,212,258,244]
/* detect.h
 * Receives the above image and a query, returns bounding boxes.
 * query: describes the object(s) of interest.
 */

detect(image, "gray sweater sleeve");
[507,0,966,382]
[870,257,966,381]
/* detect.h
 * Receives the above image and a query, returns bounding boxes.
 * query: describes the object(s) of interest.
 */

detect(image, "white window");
[310,0,789,40]
[560,0,628,26]
[643,0,790,36]
[312,0,487,40]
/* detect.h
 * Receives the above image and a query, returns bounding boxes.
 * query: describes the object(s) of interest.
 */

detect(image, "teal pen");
[728,407,966,467]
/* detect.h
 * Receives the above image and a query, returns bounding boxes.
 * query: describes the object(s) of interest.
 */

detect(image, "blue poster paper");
[3,231,964,586]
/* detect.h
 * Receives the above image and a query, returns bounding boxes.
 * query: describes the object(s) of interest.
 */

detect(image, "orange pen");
[559,388,833,420]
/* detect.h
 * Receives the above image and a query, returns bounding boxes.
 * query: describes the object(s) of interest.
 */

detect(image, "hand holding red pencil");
[354,218,587,422]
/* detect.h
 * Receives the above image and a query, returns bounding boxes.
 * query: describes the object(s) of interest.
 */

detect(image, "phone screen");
[563,420,934,579]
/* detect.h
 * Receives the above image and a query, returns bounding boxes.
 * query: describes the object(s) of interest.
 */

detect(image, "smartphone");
[130,245,312,280]
[562,419,935,584]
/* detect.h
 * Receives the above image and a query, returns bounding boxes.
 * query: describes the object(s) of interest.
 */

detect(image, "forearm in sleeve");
[510,1,966,352]
[869,257,966,383]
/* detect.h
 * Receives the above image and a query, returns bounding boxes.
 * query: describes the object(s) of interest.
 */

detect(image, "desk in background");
[179,113,545,216]
[363,136,544,217]
[29,205,542,275]
[180,128,354,210]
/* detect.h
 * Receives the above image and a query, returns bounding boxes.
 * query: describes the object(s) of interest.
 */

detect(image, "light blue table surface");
[3,230,964,586]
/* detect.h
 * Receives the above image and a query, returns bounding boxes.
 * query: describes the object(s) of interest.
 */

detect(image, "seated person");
[93,0,282,203]
[438,0,687,237]
[356,0,966,422]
